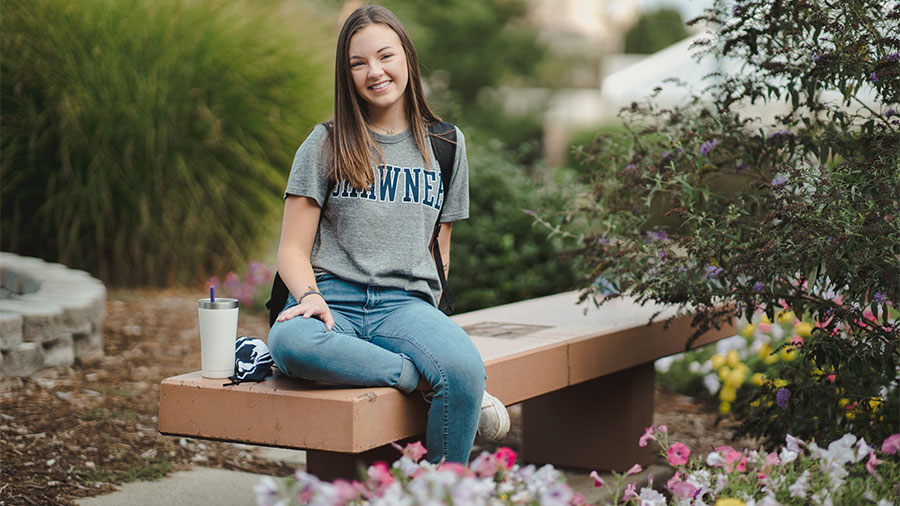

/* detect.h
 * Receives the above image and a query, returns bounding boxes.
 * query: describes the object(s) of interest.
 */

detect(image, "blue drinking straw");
[210,285,215,303]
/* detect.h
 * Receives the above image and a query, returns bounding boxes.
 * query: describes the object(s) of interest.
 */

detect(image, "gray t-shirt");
[284,124,469,305]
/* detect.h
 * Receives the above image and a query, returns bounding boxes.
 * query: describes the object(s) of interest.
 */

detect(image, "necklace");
[370,121,405,135]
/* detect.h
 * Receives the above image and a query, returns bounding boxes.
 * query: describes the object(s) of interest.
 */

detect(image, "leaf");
[807,263,819,291]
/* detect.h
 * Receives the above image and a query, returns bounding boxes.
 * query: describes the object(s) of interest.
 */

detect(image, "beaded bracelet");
[298,288,323,305]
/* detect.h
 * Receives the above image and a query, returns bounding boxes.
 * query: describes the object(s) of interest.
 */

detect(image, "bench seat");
[159,291,734,478]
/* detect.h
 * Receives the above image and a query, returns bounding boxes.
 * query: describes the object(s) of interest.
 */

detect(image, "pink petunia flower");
[437,461,468,476]
[332,479,364,503]
[367,461,394,489]
[626,463,643,476]
[469,452,498,478]
[623,482,637,500]
[658,425,668,433]
[882,434,900,454]
[714,445,746,472]
[866,451,883,479]
[766,452,781,466]
[667,473,699,499]
[589,470,605,488]
[469,452,500,478]
[404,441,427,462]
[667,442,691,466]
[495,447,517,469]
[639,426,655,447]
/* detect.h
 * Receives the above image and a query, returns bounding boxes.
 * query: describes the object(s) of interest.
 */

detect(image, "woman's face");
[348,23,409,118]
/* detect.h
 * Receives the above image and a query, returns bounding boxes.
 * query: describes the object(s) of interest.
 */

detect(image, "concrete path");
[74,467,263,506]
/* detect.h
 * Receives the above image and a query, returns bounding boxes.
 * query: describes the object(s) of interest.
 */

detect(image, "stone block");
[0,312,24,350]
[73,331,104,361]
[0,269,41,295]
[19,291,103,332]
[43,334,75,369]
[1,342,44,377]
[0,299,65,343]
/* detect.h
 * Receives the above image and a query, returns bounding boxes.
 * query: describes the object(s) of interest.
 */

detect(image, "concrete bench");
[158,291,734,479]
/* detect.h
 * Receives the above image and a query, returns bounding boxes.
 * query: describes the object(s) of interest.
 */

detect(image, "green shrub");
[1,0,332,286]
[623,7,690,54]
[450,141,582,313]
[547,0,900,447]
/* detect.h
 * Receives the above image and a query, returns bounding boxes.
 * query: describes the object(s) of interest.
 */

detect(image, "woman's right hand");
[276,293,335,330]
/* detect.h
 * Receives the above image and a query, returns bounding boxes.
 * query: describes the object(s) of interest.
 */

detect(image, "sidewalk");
[75,446,671,506]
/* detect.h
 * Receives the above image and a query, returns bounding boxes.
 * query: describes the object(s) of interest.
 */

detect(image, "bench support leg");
[520,363,655,472]
[306,435,423,481]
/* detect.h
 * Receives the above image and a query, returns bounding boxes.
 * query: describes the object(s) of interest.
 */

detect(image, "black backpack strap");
[427,121,457,315]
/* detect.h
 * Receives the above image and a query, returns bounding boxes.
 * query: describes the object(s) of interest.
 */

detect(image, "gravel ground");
[0,288,755,505]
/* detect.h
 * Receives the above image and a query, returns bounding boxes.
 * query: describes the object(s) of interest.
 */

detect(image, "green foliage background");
[3,0,578,313]
[451,142,580,313]
[623,8,689,54]
[1,0,332,286]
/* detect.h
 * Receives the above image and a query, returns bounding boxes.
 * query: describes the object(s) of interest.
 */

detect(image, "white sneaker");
[477,391,510,441]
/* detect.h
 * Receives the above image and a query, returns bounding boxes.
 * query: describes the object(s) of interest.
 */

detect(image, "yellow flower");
[839,398,850,407]
[774,379,787,388]
[780,347,797,361]
[750,399,761,407]
[726,349,741,368]
[764,352,778,365]
[720,385,737,402]
[726,368,746,387]
[777,310,795,324]
[718,366,732,381]
[719,401,732,415]
[751,373,766,386]
[759,313,771,324]
[740,323,756,338]
[757,343,773,359]
[711,353,727,370]
[795,321,813,337]
[869,398,882,411]
[846,411,856,420]
[715,499,746,506]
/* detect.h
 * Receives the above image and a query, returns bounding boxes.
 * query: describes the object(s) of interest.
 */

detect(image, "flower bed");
[655,306,896,444]
[254,429,899,505]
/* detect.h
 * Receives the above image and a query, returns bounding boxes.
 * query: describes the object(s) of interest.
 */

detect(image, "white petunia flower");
[655,355,676,373]
[789,470,810,498]
[812,488,833,506]
[785,434,803,453]
[707,451,727,467]
[855,438,874,463]
[703,373,721,395]
[638,487,667,506]
[779,447,799,465]
[757,496,782,506]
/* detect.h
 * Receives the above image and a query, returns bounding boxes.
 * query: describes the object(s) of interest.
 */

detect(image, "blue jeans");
[267,275,486,464]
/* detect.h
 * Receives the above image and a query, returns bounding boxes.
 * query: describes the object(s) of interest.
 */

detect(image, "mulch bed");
[0,288,753,505]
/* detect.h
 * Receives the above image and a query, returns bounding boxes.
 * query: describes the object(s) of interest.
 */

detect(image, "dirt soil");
[0,288,755,505]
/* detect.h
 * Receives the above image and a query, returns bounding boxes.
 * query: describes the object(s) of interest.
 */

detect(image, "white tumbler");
[198,297,239,378]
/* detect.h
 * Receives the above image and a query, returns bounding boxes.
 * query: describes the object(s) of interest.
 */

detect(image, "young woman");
[267,5,509,464]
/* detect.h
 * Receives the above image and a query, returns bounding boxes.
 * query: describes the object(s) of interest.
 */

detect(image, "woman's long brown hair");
[329,5,440,190]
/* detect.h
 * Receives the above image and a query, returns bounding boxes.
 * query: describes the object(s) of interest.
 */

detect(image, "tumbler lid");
[198,298,239,309]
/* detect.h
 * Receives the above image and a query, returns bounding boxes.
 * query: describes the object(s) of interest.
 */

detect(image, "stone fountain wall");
[0,252,106,377]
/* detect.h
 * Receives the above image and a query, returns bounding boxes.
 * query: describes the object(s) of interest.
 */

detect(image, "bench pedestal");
[521,363,655,472]
[307,436,422,482]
